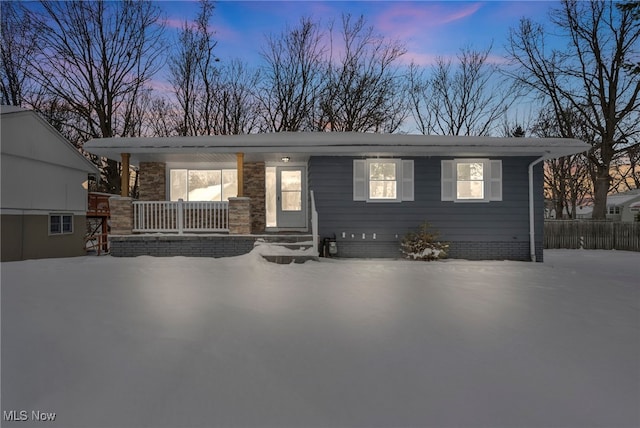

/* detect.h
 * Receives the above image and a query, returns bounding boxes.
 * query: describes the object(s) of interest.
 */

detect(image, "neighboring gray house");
[1,106,100,262]
[569,190,640,222]
[84,132,588,262]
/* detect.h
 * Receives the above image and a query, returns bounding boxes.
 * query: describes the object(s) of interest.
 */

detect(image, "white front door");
[267,166,307,229]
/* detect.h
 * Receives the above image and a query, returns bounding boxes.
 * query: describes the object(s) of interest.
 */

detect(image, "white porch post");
[177,198,184,234]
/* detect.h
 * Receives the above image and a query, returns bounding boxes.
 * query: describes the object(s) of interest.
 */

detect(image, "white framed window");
[49,213,73,235]
[441,159,502,203]
[169,168,238,201]
[353,159,414,202]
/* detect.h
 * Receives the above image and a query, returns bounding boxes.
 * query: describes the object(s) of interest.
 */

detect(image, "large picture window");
[353,159,414,202]
[441,159,502,203]
[170,169,237,201]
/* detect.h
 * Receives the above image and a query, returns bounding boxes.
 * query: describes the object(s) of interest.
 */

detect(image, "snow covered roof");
[0,105,29,115]
[84,132,588,165]
[606,189,640,207]
[1,106,100,175]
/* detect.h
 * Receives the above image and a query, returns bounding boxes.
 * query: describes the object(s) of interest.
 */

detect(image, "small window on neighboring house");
[441,159,502,202]
[353,159,414,202]
[50,214,73,235]
[608,206,620,215]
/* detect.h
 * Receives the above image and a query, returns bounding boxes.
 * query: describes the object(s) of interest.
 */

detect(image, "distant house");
[85,132,587,262]
[571,190,640,222]
[1,106,100,262]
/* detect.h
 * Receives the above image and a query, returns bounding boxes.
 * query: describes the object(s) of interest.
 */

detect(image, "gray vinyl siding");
[309,156,544,261]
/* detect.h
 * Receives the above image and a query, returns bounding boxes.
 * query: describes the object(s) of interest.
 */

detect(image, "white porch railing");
[133,200,229,233]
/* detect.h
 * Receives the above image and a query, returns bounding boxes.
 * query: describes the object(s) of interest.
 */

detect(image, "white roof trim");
[84,132,589,163]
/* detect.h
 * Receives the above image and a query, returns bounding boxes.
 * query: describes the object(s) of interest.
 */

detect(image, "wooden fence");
[544,221,640,251]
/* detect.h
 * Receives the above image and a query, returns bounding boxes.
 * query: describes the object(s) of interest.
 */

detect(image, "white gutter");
[528,156,545,262]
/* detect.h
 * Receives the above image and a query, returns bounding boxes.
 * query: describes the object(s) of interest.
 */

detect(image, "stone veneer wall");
[243,162,266,233]
[109,196,133,235]
[228,197,252,234]
[139,162,166,201]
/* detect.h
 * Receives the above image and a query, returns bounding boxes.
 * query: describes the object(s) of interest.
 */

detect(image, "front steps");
[254,235,319,264]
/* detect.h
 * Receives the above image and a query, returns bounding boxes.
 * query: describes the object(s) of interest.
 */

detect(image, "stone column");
[243,162,266,233]
[109,196,133,235]
[228,197,251,234]
[139,162,166,201]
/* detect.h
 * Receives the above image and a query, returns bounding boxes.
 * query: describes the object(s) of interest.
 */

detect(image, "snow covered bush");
[400,221,449,261]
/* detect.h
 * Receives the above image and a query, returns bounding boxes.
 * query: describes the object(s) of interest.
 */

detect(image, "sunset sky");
[160,1,558,67]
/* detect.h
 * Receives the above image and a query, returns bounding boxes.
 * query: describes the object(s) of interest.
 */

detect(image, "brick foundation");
[331,238,540,261]
[243,162,265,233]
[139,162,166,201]
[109,196,133,235]
[109,235,257,257]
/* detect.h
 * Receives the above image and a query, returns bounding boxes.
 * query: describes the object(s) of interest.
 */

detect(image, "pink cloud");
[400,50,509,67]
[399,51,444,66]
[374,2,483,42]
[163,17,241,44]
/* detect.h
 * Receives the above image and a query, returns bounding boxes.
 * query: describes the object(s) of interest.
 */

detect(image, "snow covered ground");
[1,249,639,428]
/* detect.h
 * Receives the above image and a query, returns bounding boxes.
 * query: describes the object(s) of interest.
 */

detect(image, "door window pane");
[280,170,302,211]
[281,170,301,191]
[281,191,302,211]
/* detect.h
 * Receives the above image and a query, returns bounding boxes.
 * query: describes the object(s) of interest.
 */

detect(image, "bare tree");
[259,17,326,131]
[29,0,165,194]
[507,0,640,219]
[169,19,204,136]
[146,96,181,137]
[532,107,593,219]
[320,14,408,132]
[409,45,515,136]
[208,60,263,135]
[610,141,640,192]
[0,2,41,106]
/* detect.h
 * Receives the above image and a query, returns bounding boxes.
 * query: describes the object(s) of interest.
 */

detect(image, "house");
[1,106,100,262]
[83,132,588,262]
[574,189,640,222]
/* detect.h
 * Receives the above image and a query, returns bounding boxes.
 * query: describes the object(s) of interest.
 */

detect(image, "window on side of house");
[353,159,414,202]
[441,159,502,203]
[169,169,238,201]
[49,214,73,235]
